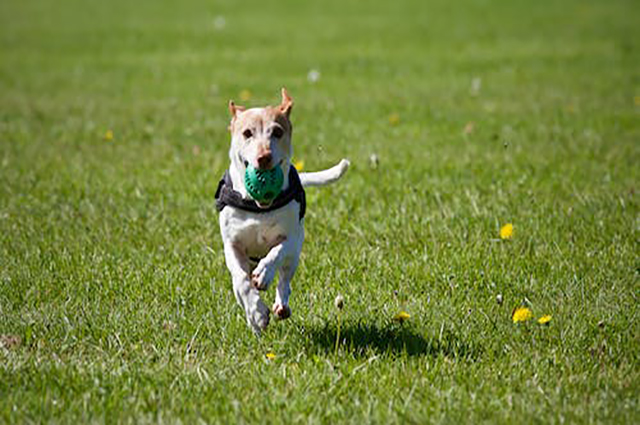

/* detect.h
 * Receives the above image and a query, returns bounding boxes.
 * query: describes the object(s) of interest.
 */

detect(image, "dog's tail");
[299,159,350,188]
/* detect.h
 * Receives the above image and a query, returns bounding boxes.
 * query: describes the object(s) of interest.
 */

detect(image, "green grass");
[1,0,638,423]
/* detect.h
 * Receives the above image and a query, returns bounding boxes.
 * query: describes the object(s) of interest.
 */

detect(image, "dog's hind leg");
[273,233,303,320]
[273,261,296,320]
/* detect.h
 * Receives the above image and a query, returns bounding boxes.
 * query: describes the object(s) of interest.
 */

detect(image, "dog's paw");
[251,262,276,291]
[248,300,270,334]
[272,303,291,320]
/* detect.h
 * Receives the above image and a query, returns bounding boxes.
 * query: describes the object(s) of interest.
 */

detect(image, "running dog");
[216,88,349,333]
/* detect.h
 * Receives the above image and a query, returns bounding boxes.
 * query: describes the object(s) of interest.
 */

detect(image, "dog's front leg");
[250,235,289,291]
[223,242,270,334]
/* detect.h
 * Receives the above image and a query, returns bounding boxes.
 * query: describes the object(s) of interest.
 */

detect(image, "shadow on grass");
[305,320,481,359]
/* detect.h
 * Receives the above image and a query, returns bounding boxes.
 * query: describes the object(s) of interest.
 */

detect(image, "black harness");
[215,165,306,220]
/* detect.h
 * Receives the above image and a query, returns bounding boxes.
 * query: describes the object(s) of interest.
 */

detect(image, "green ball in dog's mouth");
[244,164,284,204]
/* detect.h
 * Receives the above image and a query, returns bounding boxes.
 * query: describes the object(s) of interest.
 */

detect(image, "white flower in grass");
[307,69,321,83]
[369,153,379,169]
[213,16,226,31]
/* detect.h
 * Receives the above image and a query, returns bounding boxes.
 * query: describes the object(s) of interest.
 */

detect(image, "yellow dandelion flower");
[500,223,514,240]
[293,159,304,171]
[512,306,533,323]
[265,352,276,360]
[104,129,114,141]
[635,96,640,106]
[388,113,400,126]
[538,314,552,325]
[239,89,252,102]
[393,311,411,322]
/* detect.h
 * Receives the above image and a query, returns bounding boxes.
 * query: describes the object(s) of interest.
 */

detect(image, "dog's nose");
[257,152,273,169]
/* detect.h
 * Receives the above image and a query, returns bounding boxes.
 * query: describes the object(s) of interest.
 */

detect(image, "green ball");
[244,165,284,203]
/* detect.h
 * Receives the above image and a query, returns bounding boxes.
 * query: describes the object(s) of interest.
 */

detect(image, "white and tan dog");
[217,88,349,334]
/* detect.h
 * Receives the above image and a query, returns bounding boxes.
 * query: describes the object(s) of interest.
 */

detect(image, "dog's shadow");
[304,320,481,359]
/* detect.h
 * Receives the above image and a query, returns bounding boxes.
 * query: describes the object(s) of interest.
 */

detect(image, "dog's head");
[228,89,294,179]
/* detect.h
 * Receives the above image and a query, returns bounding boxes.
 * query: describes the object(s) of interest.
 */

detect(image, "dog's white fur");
[219,89,349,333]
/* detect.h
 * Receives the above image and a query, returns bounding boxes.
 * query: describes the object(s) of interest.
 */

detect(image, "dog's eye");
[271,127,284,139]
[242,129,253,139]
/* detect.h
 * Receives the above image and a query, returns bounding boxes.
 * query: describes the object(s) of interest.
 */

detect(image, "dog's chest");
[219,201,302,257]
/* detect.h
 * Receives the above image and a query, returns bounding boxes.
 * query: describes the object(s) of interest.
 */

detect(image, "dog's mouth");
[240,156,284,171]
[256,200,273,208]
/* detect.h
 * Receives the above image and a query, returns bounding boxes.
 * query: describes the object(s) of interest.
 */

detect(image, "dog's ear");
[229,100,245,117]
[279,88,293,118]
[228,101,246,131]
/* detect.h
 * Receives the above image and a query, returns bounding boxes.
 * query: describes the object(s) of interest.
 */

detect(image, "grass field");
[1,0,638,423]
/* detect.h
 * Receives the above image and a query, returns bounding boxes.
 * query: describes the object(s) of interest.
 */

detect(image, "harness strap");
[215,165,306,220]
